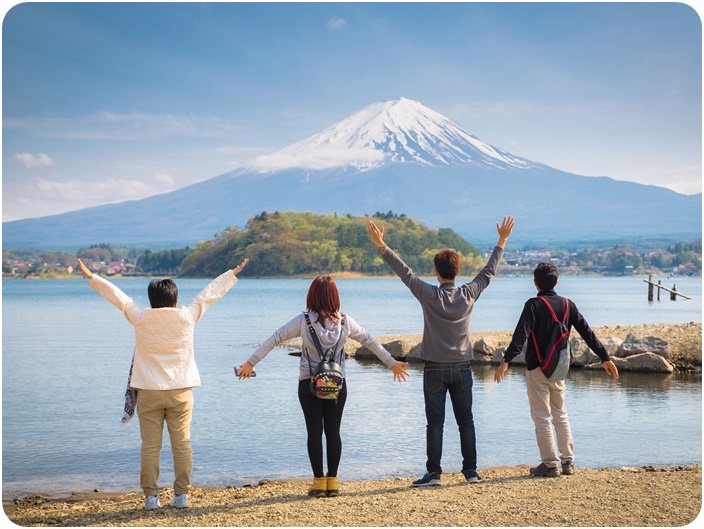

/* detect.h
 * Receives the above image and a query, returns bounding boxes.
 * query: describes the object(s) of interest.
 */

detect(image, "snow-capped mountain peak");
[250,97,535,172]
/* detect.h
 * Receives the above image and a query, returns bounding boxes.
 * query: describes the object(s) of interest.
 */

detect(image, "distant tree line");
[179,211,483,277]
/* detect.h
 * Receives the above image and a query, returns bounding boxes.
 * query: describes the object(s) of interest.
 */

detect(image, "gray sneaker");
[144,495,160,510]
[529,463,559,478]
[561,461,575,475]
[169,493,189,508]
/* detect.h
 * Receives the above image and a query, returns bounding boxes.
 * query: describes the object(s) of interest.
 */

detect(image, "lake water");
[2,275,701,498]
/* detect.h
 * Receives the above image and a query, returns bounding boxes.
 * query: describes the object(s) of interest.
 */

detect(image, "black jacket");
[503,289,611,370]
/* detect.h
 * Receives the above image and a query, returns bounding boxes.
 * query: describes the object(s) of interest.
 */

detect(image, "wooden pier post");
[657,280,661,301]
[670,284,677,301]
[648,274,654,301]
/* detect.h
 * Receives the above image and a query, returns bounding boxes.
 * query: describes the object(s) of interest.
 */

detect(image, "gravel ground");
[5,466,701,527]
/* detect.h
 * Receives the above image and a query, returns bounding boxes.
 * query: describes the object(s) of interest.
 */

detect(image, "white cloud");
[250,147,385,172]
[153,171,176,186]
[326,17,347,30]
[13,152,56,168]
[35,178,156,203]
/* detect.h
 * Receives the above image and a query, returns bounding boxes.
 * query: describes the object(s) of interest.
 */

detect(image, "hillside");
[179,211,481,277]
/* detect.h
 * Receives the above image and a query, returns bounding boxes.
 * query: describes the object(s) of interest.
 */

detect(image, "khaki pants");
[137,388,194,497]
[525,368,574,468]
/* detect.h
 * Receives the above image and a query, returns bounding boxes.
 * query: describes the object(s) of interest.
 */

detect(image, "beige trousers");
[525,368,574,468]
[137,388,194,497]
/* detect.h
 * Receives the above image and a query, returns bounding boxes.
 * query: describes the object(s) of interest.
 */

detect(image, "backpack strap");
[304,313,346,364]
[537,295,569,324]
[304,312,327,360]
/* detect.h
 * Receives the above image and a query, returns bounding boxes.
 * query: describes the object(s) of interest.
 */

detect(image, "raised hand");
[496,215,515,248]
[76,258,93,279]
[366,221,386,247]
[232,258,249,276]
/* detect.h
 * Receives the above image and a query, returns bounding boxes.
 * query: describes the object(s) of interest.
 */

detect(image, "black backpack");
[531,296,571,380]
[304,313,345,400]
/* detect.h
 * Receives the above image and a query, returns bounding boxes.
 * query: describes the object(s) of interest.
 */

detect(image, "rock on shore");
[351,322,702,374]
[5,465,701,527]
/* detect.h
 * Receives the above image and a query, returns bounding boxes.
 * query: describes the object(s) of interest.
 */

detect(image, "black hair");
[147,279,178,308]
[533,262,559,291]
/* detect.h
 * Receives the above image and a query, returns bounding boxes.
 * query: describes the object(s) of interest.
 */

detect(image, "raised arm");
[366,220,431,301]
[79,258,141,323]
[464,216,514,299]
[187,258,249,323]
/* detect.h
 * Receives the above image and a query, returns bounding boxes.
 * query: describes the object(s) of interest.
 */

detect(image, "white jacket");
[89,270,238,390]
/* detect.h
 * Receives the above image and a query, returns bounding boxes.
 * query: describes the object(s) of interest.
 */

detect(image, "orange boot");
[308,477,327,498]
[326,476,339,497]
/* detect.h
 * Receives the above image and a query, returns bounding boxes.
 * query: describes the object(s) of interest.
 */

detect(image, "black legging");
[297,379,347,478]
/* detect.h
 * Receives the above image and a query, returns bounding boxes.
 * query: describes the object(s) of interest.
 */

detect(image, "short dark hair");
[434,249,461,280]
[534,262,559,291]
[148,279,178,308]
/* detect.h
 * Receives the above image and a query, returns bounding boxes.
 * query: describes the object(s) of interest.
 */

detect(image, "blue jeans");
[423,361,476,476]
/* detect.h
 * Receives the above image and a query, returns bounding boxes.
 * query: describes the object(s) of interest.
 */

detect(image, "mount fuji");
[3,97,701,249]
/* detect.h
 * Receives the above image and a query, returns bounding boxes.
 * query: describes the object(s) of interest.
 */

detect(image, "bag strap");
[304,312,327,360]
[304,313,347,364]
[537,296,569,324]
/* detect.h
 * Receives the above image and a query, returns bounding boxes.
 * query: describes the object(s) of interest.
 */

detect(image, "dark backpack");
[304,313,345,400]
[531,296,571,380]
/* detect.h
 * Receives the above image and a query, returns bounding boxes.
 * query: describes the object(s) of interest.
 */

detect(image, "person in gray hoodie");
[237,275,409,497]
[366,216,514,486]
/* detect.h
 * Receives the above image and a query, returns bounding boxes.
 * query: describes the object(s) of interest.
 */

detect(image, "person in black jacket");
[494,262,619,477]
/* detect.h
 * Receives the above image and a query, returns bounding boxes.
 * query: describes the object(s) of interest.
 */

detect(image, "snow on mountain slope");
[250,97,537,172]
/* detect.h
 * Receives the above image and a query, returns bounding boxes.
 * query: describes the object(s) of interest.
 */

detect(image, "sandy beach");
[4,322,701,527]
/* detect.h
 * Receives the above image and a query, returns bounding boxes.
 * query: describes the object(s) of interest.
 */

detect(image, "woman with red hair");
[237,275,409,497]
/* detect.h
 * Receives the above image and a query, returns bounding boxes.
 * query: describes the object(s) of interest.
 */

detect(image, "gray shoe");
[529,463,559,478]
[169,494,189,508]
[561,461,575,475]
[144,495,160,510]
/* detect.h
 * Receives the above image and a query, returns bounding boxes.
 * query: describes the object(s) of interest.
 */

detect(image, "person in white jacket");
[237,275,410,498]
[78,257,248,510]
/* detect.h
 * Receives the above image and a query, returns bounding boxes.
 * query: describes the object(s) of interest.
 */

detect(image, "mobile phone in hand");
[235,366,256,377]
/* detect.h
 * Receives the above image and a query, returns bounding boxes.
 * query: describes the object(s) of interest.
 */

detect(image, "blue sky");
[2,1,702,222]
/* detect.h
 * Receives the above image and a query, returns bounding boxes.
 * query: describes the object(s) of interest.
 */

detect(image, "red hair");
[306,275,340,325]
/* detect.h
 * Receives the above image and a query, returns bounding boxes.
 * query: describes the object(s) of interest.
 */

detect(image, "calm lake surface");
[2,275,701,498]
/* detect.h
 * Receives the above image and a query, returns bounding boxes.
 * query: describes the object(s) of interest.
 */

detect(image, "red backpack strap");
[561,297,569,323]
[538,295,569,324]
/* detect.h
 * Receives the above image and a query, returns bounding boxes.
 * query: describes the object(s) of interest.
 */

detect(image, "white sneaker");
[170,493,189,508]
[144,495,160,510]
